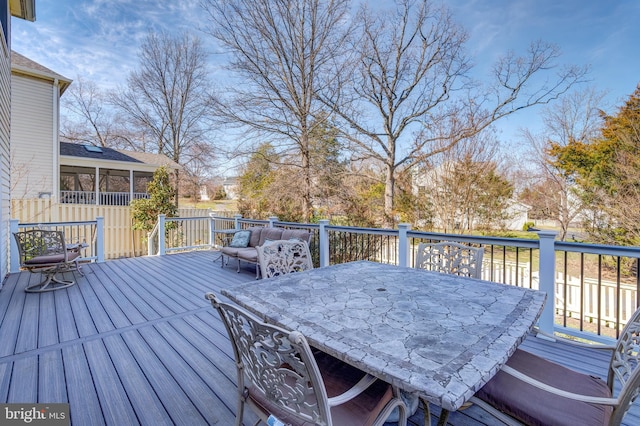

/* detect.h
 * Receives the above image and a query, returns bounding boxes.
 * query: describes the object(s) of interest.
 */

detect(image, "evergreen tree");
[549,85,640,245]
[131,166,178,233]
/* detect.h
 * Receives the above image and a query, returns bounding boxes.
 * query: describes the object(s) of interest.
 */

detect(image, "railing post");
[208,211,214,247]
[9,219,19,273]
[319,219,330,267]
[268,216,278,228]
[537,230,558,337]
[233,214,242,230]
[398,223,411,267]
[158,214,166,256]
[96,216,105,263]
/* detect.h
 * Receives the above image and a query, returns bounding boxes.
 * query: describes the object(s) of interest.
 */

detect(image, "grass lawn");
[179,198,238,211]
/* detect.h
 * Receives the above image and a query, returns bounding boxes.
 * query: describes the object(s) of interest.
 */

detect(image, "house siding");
[0,16,10,282]
[10,72,55,199]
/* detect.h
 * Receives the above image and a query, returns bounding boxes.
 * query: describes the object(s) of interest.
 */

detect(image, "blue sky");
[10,0,640,148]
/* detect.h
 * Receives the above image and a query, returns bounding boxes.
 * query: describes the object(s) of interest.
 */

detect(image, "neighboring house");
[10,50,71,200]
[199,185,210,201]
[222,176,239,200]
[10,52,179,205]
[2,1,36,281]
[60,142,180,205]
[412,162,529,231]
[502,201,530,232]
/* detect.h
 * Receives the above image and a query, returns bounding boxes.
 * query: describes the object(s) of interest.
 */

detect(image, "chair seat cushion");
[25,250,79,265]
[475,349,613,426]
[248,350,393,426]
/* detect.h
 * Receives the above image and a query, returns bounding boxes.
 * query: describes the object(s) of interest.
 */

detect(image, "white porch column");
[94,166,99,205]
[129,170,134,204]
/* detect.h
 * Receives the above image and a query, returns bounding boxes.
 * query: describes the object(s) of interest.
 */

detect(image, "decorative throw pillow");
[228,230,251,248]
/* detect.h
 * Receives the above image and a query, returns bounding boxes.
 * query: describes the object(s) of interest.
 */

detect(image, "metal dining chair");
[205,292,407,426]
[256,239,313,279]
[415,241,484,279]
[470,305,640,426]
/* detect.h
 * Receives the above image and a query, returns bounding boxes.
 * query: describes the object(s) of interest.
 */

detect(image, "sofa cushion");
[221,246,243,257]
[228,230,251,248]
[247,227,263,248]
[281,229,311,242]
[258,228,284,246]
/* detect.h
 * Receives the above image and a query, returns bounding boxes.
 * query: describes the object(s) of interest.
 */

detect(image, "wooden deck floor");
[0,251,637,426]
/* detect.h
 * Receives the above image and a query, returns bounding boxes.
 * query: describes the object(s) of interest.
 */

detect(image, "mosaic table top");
[222,260,546,411]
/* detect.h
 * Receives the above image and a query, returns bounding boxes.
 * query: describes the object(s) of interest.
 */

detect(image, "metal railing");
[9,217,106,273]
[149,214,640,343]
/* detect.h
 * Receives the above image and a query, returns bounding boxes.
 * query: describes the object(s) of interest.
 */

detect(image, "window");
[84,145,103,153]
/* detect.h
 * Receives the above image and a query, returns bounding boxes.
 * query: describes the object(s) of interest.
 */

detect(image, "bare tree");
[201,0,351,222]
[110,30,216,202]
[521,87,606,240]
[322,0,588,226]
[60,77,127,148]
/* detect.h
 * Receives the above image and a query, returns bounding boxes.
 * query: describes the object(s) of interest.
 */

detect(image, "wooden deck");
[0,251,637,426]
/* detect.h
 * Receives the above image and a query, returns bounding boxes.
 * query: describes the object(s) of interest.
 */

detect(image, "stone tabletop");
[222,260,547,411]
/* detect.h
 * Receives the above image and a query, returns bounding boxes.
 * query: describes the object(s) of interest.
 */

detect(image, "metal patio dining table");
[221,260,546,415]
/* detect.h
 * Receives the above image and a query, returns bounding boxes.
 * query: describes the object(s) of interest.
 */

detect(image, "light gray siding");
[10,72,55,199]
[0,20,10,283]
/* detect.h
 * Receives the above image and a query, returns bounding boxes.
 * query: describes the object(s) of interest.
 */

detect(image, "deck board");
[55,289,80,343]
[84,338,140,425]
[38,350,67,402]
[62,344,105,426]
[0,250,638,425]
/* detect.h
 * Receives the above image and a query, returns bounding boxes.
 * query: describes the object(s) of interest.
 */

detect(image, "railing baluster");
[597,255,602,336]
[616,257,621,339]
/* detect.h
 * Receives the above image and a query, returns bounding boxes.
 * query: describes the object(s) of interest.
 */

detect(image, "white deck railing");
[9,218,106,273]
[148,214,640,343]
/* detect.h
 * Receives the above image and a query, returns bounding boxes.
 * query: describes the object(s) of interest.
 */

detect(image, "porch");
[1,251,637,425]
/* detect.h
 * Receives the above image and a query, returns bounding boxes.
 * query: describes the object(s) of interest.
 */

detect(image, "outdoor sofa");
[220,226,312,278]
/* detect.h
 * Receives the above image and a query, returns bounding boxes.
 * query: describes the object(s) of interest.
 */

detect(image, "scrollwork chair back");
[415,241,484,279]
[205,292,407,426]
[257,240,313,279]
[608,306,640,425]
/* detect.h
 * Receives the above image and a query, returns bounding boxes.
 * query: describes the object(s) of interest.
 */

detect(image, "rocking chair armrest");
[327,373,378,406]
[501,365,619,405]
[533,326,616,350]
